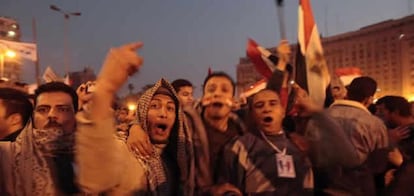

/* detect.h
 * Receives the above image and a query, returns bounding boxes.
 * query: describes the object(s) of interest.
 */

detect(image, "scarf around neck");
[12,120,75,195]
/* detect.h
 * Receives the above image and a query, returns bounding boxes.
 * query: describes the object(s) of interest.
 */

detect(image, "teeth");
[202,100,211,106]
[157,124,167,131]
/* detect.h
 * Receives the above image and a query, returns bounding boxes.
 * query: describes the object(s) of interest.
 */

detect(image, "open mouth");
[212,102,224,107]
[156,124,167,132]
[263,117,273,123]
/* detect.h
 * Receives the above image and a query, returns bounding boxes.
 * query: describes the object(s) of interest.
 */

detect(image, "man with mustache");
[0,81,80,195]
[33,82,79,194]
[33,82,77,132]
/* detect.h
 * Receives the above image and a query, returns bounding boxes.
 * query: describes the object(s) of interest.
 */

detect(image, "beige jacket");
[76,111,148,195]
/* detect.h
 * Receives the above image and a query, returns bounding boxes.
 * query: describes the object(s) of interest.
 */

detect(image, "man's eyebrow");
[35,104,50,108]
[56,104,72,107]
[36,104,73,109]
[254,98,279,103]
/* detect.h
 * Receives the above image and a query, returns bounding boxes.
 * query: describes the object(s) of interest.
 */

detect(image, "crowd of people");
[0,40,414,196]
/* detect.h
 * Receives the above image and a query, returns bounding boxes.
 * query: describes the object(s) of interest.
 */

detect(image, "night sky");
[1,0,412,97]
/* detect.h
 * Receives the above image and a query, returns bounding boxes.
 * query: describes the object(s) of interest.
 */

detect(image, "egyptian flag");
[42,66,59,83]
[335,67,362,87]
[295,0,330,108]
[246,38,279,79]
[63,74,72,86]
[240,79,267,99]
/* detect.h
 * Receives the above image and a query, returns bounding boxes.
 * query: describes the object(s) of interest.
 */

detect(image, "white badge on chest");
[276,154,296,178]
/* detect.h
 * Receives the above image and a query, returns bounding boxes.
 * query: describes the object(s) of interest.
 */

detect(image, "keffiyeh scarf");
[12,121,74,196]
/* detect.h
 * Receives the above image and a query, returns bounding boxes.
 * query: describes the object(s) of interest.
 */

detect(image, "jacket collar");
[330,99,371,114]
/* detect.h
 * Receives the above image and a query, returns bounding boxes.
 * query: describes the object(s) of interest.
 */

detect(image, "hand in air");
[98,42,144,93]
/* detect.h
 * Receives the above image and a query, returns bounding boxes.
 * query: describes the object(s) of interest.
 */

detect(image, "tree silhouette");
[127,83,134,95]
[141,84,154,92]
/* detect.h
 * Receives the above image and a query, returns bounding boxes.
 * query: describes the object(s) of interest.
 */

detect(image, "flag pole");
[32,17,41,86]
[275,0,287,40]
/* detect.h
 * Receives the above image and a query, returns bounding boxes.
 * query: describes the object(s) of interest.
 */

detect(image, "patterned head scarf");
[11,120,75,195]
[135,78,189,195]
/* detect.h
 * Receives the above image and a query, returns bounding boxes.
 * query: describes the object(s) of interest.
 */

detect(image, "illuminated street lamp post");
[0,48,16,80]
[50,4,81,75]
[127,102,138,119]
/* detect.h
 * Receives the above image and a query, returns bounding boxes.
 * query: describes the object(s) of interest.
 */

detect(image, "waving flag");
[240,79,267,99]
[63,74,72,86]
[42,66,59,83]
[335,66,362,87]
[0,39,37,61]
[295,0,330,107]
[208,67,212,75]
[246,38,279,79]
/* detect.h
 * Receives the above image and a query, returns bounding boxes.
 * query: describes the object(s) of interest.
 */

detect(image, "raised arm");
[294,85,360,167]
[76,42,145,193]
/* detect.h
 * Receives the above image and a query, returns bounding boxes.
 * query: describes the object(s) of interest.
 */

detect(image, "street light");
[7,31,16,38]
[5,50,16,58]
[127,103,137,119]
[127,103,137,111]
[0,49,16,80]
[50,4,81,75]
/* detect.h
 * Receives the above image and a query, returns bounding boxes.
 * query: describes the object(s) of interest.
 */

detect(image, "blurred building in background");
[68,67,96,89]
[0,16,20,41]
[237,14,414,100]
[0,16,22,81]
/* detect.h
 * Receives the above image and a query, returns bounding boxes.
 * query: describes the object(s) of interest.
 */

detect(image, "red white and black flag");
[240,78,267,99]
[295,0,330,107]
[246,38,279,79]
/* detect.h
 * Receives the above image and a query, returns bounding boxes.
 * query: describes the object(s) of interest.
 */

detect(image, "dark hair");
[347,76,377,102]
[118,107,129,112]
[34,82,79,113]
[376,96,411,117]
[171,79,193,93]
[202,71,236,95]
[246,89,280,130]
[0,88,33,126]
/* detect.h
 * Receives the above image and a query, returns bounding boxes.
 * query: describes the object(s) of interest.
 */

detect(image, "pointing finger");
[123,42,144,51]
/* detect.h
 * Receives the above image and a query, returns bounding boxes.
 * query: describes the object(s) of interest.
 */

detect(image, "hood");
[135,78,191,194]
[137,78,181,137]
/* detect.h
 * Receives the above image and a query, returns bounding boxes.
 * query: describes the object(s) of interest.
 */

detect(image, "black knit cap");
[347,76,377,102]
